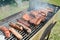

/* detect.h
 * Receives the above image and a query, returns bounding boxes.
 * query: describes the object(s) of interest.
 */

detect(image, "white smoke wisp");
[29,0,49,10]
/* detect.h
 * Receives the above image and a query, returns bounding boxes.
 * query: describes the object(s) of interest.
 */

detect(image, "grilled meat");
[9,27,23,40]
[17,19,30,27]
[0,26,10,38]
[9,22,23,31]
[16,22,31,33]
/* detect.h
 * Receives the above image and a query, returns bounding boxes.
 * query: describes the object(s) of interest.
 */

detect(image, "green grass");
[0,3,29,20]
[49,10,60,40]
[48,0,60,6]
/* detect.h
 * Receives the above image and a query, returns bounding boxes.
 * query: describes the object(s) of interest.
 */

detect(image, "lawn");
[0,2,29,20]
[0,1,60,40]
[48,0,60,6]
[49,10,60,40]
[48,0,60,40]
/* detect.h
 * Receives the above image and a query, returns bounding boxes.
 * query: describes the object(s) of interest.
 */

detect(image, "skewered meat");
[16,22,31,33]
[0,26,10,38]
[17,19,30,27]
[9,27,23,40]
[9,22,23,31]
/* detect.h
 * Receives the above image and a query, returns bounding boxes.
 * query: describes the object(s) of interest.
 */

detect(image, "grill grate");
[0,3,59,40]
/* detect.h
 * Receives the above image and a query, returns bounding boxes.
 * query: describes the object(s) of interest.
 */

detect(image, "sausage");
[39,8,53,16]
[29,17,40,25]
[46,8,53,12]
[9,27,23,40]
[9,22,23,31]
[36,16,45,25]
[30,10,39,16]
[0,26,10,38]
[29,18,37,24]
[36,18,42,25]
[30,10,47,25]
[39,9,48,16]
[29,13,44,25]
[17,19,30,27]
[30,10,47,17]
[31,14,45,25]
[40,12,46,17]
[37,13,46,21]
[22,14,32,21]
[16,22,31,33]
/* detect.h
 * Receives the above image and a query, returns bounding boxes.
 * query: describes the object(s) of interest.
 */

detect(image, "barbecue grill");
[0,0,60,40]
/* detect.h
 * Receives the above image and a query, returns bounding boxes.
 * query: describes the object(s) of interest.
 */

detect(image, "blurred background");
[0,0,60,40]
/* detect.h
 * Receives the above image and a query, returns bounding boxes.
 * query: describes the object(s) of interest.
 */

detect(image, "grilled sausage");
[39,9,48,16]
[0,26,10,38]
[30,10,39,16]
[9,27,23,40]
[36,18,42,25]
[16,22,31,33]
[22,14,31,21]
[36,15,45,25]
[17,19,30,27]
[9,22,23,31]
[30,14,45,25]
[29,17,40,25]
[37,13,46,21]
[46,8,53,12]
[40,12,46,17]
[30,10,47,18]
[29,18,37,24]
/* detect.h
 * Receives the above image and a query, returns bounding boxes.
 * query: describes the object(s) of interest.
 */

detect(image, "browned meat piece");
[16,22,31,33]
[30,10,47,17]
[29,13,44,25]
[9,27,23,40]
[39,9,48,16]
[29,17,40,25]
[36,18,42,25]
[42,16,46,22]
[0,26,10,38]
[30,14,45,25]
[36,15,45,25]
[36,13,46,21]
[30,10,39,16]
[47,8,53,12]
[9,22,23,31]
[39,8,53,16]
[22,14,32,21]
[17,19,30,27]
[40,12,47,17]
[29,18,37,25]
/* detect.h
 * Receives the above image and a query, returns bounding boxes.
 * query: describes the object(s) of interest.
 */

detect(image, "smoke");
[29,0,49,10]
